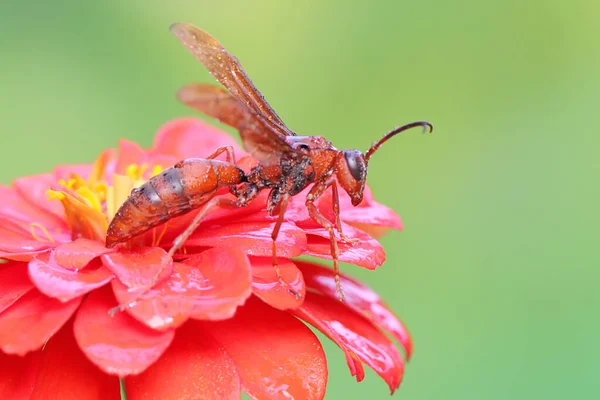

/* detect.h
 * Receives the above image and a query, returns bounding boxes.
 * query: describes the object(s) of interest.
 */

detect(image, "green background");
[1,1,598,398]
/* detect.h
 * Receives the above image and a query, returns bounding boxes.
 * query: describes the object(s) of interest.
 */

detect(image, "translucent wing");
[170,23,295,138]
[177,83,298,165]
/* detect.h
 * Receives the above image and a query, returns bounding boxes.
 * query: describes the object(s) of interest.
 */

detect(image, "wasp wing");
[177,83,298,165]
[171,23,295,139]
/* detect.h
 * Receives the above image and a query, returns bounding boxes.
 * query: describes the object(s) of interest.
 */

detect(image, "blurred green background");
[1,0,598,398]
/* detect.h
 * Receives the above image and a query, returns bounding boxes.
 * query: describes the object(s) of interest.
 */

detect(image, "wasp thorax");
[336,150,367,206]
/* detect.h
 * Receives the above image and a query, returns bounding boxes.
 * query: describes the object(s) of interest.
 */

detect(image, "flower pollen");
[45,152,162,242]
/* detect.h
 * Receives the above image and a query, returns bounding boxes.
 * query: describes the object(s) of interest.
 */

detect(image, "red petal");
[114,139,145,174]
[292,293,404,393]
[29,256,113,302]
[0,350,42,399]
[0,261,34,313]
[0,289,81,355]
[126,321,241,400]
[53,164,92,181]
[150,118,246,160]
[73,287,175,376]
[14,173,64,218]
[101,247,173,291]
[113,139,177,176]
[54,238,114,271]
[297,261,412,359]
[318,186,403,231]
[30,321,120,400]
[185,221,306,258]
[201,298,328,400]
[304,224,386,270]
[0,185,67,233]
[113,248,252,330]
[251,257,305,310]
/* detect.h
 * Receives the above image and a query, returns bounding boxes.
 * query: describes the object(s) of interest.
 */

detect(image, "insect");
[106,23,433,301]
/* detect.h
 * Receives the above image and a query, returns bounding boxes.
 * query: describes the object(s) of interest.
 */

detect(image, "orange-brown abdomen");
[106,158,245,248]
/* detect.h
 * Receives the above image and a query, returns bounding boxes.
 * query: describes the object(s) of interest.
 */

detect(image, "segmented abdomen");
[106,158,244,248]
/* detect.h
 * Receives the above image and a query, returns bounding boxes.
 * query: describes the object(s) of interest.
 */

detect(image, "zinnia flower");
[0,118,412,399]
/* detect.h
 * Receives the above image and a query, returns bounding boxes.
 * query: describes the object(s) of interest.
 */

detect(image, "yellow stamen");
[47,189,66,201]
[93,182,108,202]
[75,186,103,213]
[107,174,135,222]
[151,165,163,177]
[88,148,112,187]
[29,222,55,243]
[126,164,140,181]
[70,174,87,189]
[47,151,163,244]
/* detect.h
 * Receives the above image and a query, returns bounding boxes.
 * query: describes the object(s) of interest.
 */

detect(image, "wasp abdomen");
[106,158,245,248]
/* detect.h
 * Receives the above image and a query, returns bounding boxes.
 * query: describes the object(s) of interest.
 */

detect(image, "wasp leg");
[168,197,239,258]
[204,145,236,163]
[306,180,346,301]
[331,180,360,244]
[269,193,302,299]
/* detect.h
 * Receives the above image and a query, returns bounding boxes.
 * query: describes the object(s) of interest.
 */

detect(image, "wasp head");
[336,149,367,206]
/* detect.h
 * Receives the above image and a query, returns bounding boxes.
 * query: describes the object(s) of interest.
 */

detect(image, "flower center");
[46,149,162,243]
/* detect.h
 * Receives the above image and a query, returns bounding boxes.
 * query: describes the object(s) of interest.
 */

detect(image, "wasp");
[106,23,433,301]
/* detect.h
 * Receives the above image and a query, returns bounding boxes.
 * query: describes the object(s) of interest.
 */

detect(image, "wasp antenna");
[365,121,433,163]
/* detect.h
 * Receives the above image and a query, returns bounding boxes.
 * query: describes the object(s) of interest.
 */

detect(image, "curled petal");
[304,224,386,270]
[31,321,121,400]
[150,118,246,160]
[0,221,55,254]
[292,293,404,394]
[125,321,241,400]
[0,289,81,355]
[201,298,328,400]
[297,261,412,359]
[54,238,114,271]
[0,350,41,399]
[113,248,252,330]
[101,247,173,291]
[0,261,35,313]
[184,221,306,258]
[251,257,305,310]
[73,287,175,376]
[29,256,114,302]
[0,249,50,262]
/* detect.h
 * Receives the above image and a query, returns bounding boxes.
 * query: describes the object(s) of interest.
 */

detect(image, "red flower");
[0,118,411,399]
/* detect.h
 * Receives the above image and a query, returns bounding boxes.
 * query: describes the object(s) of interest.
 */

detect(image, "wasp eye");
[344,150,366,181]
